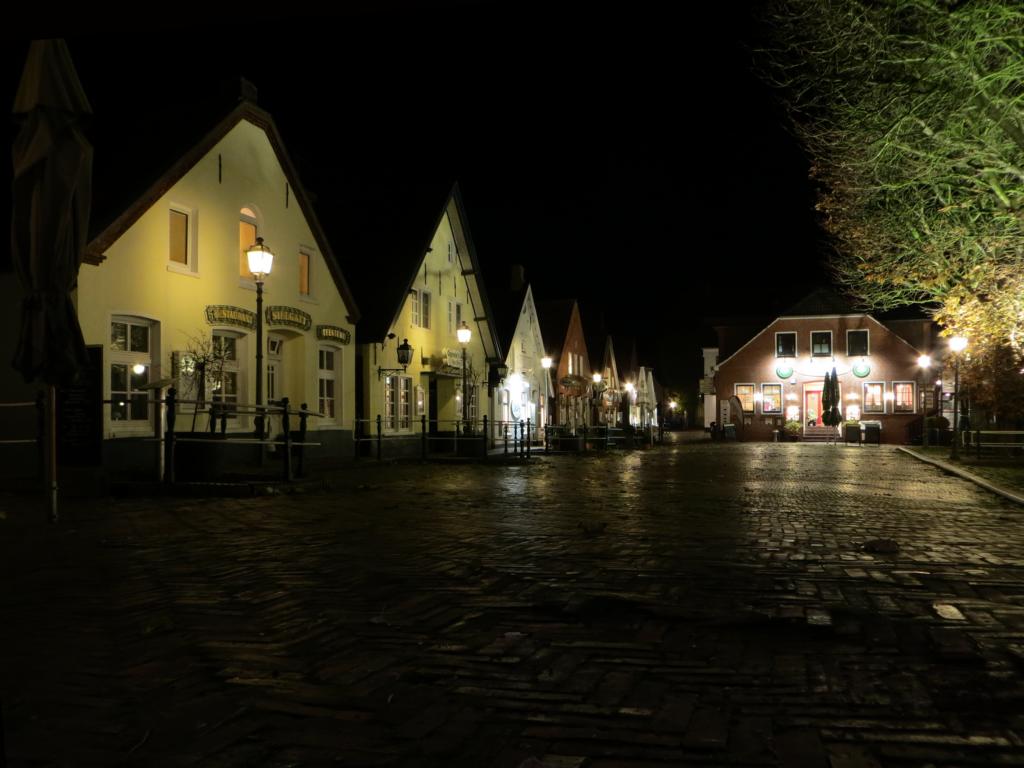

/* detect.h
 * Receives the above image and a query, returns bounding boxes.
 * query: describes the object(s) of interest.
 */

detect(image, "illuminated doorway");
[804,381,824,427]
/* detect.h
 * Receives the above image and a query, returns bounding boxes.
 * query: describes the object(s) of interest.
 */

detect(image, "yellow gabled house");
[76,95,359,475]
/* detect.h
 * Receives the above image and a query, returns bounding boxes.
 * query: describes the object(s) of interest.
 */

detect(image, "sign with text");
[316,324,351,345]
[266,305,312,331]
[205,305,256,330]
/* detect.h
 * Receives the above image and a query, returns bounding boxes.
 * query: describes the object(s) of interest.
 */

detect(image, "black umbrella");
[822,367,842,441]
[11,40,93,522]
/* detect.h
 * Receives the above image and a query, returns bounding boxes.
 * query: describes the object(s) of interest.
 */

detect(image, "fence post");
[482,415,488,460]
[376,414,382,461]
[165,388,177,485]
[220,405,228,435]
[582,423,588,452]
[280,397,292,481]
[976,429,981,459]
[504,422,508,455]
[421,414,427,460]
[209,402,218,434]
[526,419,531,459]
[545,424,550,454]
[35,390,45,488]
[297,403,309,478]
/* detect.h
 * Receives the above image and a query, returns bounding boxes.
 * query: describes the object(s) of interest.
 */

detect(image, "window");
[894,381,914,413]
[847,329,869,357]
[318,347,338,419]
[299,251,310,296]
[169,209,189,266]
[735,383,756,413]
[447,241,454,263]
[412,290,431,328]
[568,354,573,375]
[110,317,153,425]
[239,213,257,279]
[761,384,782,414]
[863,382,884,413]
[267,335,283,404]
[447,301,462,336]
[212,331,241,417]
[811,331,832,357]
[384,375,412,430]
[776,332,797,358]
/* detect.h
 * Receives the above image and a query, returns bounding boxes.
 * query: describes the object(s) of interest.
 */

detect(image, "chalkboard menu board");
[57,345,103,467]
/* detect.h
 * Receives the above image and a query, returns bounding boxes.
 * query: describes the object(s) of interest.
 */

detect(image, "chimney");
[509,263,526,292]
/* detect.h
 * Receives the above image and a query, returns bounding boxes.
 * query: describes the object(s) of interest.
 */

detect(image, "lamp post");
[541,355,552,430]
[917,354,932,448]
[949,336,968,460]
[245,236,274,439]
[591,372,607,426]
[457,321,472,431]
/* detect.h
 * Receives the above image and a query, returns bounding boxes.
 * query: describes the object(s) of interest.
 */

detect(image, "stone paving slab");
[3,438,1024,765]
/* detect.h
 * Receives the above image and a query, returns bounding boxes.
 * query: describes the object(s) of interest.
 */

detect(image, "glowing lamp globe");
[245,236,274,279]
[457,321,472,345]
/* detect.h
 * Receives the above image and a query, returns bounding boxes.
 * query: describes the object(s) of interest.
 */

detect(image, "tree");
[756,0,1024,361]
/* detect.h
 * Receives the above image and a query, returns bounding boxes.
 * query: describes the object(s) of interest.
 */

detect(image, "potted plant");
[784,419,802,441]
[843,419,861,444]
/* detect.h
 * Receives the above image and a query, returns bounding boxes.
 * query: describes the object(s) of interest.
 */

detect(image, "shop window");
[761,383,782,414]
[735,383,756,413]
[110,316,157,432]
[863,381,884,413]
[894,381,914,413]
[384,375,412,431]
[211,331,241,417]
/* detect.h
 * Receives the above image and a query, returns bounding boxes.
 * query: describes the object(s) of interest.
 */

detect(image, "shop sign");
[316,325,351,345]
[205,305,256,330]
[266,305,312,331]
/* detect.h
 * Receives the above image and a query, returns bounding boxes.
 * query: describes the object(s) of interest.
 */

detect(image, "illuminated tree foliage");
[756,0,1024,362]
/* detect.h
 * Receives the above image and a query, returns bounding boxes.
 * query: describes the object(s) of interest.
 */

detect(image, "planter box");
[844,424,862,445]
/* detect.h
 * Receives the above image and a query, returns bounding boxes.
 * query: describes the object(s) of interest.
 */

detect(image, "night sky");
[4,3,829,396]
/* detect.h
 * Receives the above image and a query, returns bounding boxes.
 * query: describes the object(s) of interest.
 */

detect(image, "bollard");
[544,425,550,454]
[482,415,488,460]
[976,429,981,459]
[513,421,519,455]
[297,403,309,478]
[36,390,45,488]
[281,398,293,481]
[209,402,218,434]
[220,405,228,435]
[165,388,177,484]
[526,419,531,459]
[421,414,427,460]
[504,423,508,455]
[376,414,382,461]
[582,423,588,452]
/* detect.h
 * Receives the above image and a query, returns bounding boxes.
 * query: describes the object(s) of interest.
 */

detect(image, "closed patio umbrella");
[11,39,93,522]
[822,367,842,442]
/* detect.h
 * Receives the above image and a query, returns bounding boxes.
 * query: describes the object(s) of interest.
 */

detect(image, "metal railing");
[354,415,505,461]
[0,394,45,483]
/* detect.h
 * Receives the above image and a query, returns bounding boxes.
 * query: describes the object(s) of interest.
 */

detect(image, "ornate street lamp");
[917,354,932,448]
[377,333,413,378]
[949,336,968,460]
[245,236,274,438]
[457,321,472,430]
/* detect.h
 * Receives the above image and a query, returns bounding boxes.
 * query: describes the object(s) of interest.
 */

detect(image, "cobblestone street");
[4,435,1024,766]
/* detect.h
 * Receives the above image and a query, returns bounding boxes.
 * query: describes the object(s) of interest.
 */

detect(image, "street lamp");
[917,354,932,448]
[457,321,471,431]
[949,336,968,460]
[246,236,274,438]
[540,355,553,428]
[591,372,607,426]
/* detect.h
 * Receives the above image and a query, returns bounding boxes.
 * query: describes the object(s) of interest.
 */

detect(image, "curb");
[897,446,1024,507]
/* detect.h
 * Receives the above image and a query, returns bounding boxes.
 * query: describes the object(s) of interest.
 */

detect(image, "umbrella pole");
[49,384,58,524]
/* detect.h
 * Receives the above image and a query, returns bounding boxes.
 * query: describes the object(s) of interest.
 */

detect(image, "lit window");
[211,331,241,418]
[863,382,884,413]
[761,384,782,414]
[384,375,412,430]
[299,251,310,296]
[894,381,914,413]
[169,209,188,265]
[735,383,756,413]
[776,332,796,358]
[110,317,156,430]
[811,332,832,357]
[239,212,257,279]
[318,347,338,419]
[847,329,869,357]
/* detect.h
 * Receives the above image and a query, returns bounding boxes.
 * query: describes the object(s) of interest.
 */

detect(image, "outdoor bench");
[964,430,1024,458]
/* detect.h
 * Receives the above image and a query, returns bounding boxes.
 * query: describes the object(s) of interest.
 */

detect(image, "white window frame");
[238,207,261,288]
[298,248,314,301]
[863,381,885,414]
[847,329,870,357]
[893,381,915,413]
[810,330,833,358]
[735,383,756,414]
[447,241,454,263]
[775,331,797,358]
[109,316,158,436]
[211,330,244,423]
[167,203,198,276]
[420,290,431,329]
[384,375,413,432]
[318,345,341,422]
[266,333,284,405]
[760,383,783,415]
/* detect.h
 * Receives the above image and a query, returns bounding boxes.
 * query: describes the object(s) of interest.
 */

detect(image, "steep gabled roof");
[83,95,359,323]
[612,334,638,380]
[535,299,575,359]
[491,282,531,356]
[779,287,856,317]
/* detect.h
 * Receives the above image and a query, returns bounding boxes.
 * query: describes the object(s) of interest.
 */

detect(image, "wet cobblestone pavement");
[3,435,1024,766]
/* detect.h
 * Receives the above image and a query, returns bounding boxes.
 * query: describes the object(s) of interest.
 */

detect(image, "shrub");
[784,419,802,436]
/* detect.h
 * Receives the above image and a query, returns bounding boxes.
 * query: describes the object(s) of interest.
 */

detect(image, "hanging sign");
[316,325,351,345]
[852,361,871,378]
[265,305,312,331]
[205,305,256,330]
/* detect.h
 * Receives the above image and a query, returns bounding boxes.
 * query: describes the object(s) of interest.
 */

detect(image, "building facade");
[492,284,552,442]
[76,101,359,473]
[537,300,592,432]
[711,293,932,443]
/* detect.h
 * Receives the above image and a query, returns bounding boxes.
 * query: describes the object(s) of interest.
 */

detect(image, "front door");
[804,382,824,427]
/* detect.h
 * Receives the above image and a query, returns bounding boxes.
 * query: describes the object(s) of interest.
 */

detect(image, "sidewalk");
[898,445,1024,506]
